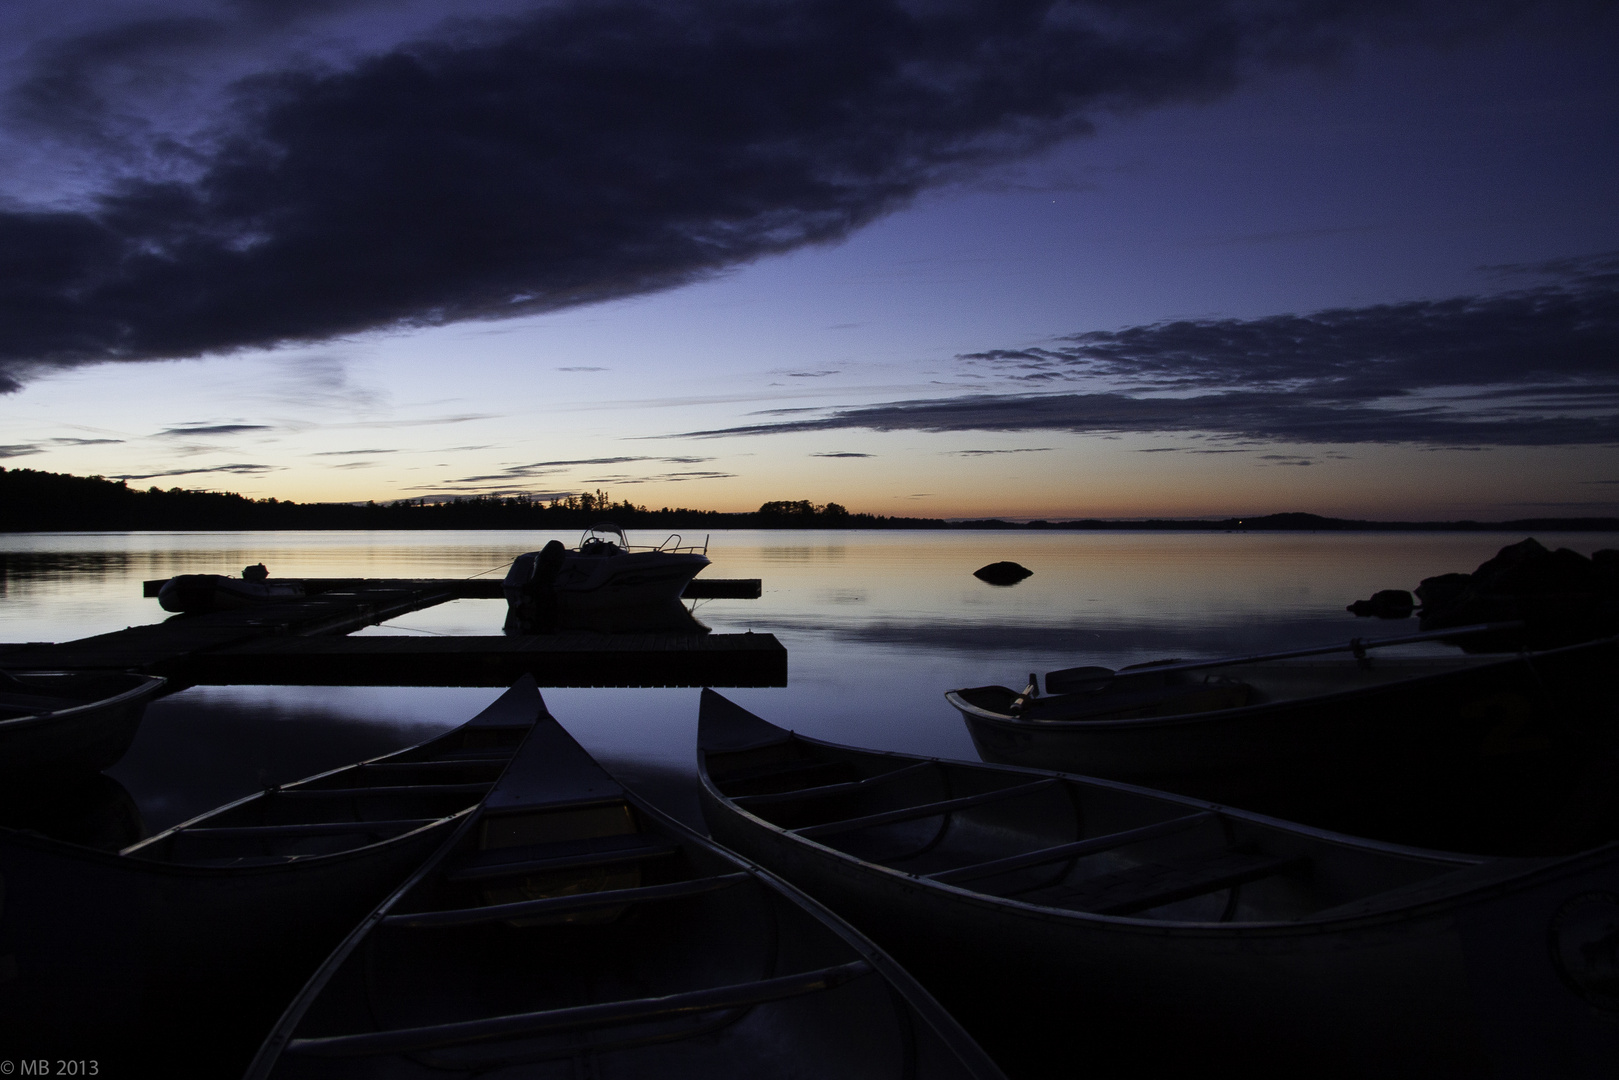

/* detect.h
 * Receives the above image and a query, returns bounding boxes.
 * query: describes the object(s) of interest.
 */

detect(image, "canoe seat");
[926,812,1217,885]
[446,832,678,883]
[793,778,1061,840]
[733,761,937,808]
[1010,849,1306,916]
[711,755,862,798]
[383,873,752,929]
[285,960,875,1057]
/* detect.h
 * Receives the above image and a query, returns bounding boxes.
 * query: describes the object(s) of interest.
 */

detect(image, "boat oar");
[1044,621,1527,694]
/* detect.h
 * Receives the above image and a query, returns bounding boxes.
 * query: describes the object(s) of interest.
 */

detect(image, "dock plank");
[178,632,786,687]
[140,577,762,600]
[8,579,783,687]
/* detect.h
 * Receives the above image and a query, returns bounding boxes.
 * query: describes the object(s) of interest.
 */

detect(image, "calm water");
[4,528,1615,833]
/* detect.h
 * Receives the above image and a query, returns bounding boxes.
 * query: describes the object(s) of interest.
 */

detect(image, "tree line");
[4,468,1615,533]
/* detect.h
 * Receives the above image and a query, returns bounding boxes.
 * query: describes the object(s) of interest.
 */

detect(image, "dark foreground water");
[4,527,1615,834]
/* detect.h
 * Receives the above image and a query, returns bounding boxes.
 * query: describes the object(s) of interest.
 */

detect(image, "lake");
[3,527,1614,833]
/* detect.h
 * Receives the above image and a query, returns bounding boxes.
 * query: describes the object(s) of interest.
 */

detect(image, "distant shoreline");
[3,467,1616,534]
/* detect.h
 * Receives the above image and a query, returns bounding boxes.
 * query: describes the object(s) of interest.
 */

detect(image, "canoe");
[697,690,1619,1079]
[0,678,544,1073]
[947,631,1619,852]
[246,698,1004,1080]
[0,669,166,780]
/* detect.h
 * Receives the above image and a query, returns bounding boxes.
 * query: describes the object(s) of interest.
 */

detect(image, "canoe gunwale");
[245,714,1009,1080]
[0,673,166,732]
[945,633,1618,733]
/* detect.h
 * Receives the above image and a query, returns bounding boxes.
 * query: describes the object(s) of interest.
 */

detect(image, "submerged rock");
[1347,589,1414,618]
[974,561,1033,586]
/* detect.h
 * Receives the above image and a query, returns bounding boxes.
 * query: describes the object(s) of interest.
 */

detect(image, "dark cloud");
[155,423,273,437]
[812,451,872,458]
[595,470,737,485]
[312,447,399,455]
[0,437,125,457]
[437,454,719,489]
[114,462,278,478]
[0,0,1550,387]
[952,447,1052,456]
[682,256,1619,447]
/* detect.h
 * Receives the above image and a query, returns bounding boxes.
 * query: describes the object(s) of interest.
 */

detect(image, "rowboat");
[697,690,1619,1079]
[947,629,1619,852]
[0,678,543,1073]
[0,669,166,780]
[157,569,306,612]
[246,697,1004,1080]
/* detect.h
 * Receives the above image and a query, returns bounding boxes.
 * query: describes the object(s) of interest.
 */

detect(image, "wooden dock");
[3,578,784,688]
[138,577,764,600]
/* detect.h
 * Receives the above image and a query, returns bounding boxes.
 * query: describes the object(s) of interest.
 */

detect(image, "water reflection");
[503,598,710,635]
[5,528,1617,832]
[107,688,456,833]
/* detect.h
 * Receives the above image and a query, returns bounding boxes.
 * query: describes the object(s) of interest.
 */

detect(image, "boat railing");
[651,533,710,554]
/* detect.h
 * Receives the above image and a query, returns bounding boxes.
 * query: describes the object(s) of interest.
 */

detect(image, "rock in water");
[974,561,1033,586]
[1415,538,1617,648]
[1347,589,1415,618]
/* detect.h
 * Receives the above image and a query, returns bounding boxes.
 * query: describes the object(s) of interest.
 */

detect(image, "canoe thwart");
[1014,850,1306,916]
[284,960,876,1057]
[925,812,1219,885]
[793,778,1061,840]
[732,760,938,808]
[382,873,753,929]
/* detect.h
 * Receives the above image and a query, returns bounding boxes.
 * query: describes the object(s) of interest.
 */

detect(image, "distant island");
[3,467,1616,533]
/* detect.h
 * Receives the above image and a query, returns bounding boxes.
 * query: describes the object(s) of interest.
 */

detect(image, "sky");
[0,0,1615,521]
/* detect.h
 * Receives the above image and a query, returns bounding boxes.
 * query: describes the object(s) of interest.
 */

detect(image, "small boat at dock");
[503,523,710,627]
[157,564,306,613]
[697,691,1619,1078]
[0,678,543,1072]
[947,627,1619,852]
[246,695,1003,1080]
[0,669,166,780]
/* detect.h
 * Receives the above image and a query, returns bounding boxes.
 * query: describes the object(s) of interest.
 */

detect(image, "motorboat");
[158,564,305,613]
[503,523,711,626]
[945,627,1619,852]
[0,669,166,780]
[246,693,1004,1080]
[0,679,543,1072]
[697,690,1619,1079]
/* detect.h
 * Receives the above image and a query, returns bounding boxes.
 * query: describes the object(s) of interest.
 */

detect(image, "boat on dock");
[0,678,544,1072]
[697,690,1619,1078]
[0,669,166,780]
[157,565,306,613]
[246,695,1004,1080]
[503,523,711,627]
[946,628,1619,851]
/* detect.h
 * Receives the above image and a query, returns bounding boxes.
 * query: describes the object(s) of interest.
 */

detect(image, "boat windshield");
[578,523,629,555]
